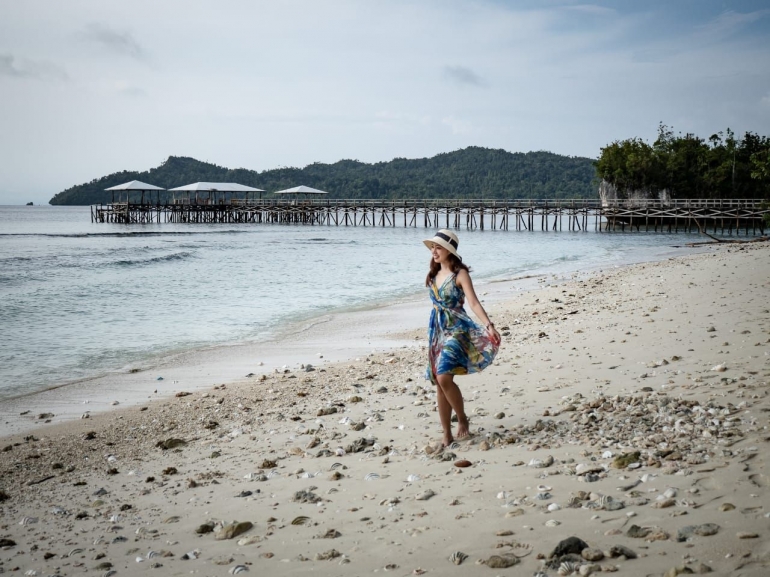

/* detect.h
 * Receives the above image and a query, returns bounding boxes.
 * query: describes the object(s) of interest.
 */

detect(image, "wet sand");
[0,242,768,576]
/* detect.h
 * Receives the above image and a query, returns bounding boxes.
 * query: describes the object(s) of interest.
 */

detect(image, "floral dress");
[425,273,499,386]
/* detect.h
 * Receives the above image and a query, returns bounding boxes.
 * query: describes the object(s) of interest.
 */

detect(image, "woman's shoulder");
[455,268,471,281]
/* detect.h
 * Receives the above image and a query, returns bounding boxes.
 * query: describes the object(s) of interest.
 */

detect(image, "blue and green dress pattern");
[426,273,499,385]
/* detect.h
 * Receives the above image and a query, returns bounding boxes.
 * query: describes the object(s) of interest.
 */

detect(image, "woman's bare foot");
[456,416,470,440]
[442,434,454,448]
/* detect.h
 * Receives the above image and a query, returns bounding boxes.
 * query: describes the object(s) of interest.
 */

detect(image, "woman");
[424,229,501,446]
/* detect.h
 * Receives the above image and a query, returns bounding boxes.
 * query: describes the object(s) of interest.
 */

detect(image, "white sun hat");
[423,229,461,261]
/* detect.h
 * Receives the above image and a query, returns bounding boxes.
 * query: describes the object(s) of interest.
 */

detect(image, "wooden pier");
[91,198,769,235]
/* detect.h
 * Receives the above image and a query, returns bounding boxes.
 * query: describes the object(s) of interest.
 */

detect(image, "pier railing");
[91,198,769,235]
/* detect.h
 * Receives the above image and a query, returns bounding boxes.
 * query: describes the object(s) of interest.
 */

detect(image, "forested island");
[49,147,595,205]
[596,124,770,201]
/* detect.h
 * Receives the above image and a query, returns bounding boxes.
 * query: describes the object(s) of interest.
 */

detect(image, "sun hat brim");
[423,231,462,261]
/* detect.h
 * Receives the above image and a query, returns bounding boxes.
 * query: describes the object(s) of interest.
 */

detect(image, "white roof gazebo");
[168,182,266,204]
[105,180,165,203]
[168,182,265,193]
[273,185,330,196]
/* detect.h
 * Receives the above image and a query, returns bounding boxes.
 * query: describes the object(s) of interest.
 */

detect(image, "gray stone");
[608,545,637,559]
[581,548,605,562]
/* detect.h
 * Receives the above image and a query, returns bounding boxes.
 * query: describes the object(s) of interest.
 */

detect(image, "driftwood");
[686,218,769,246]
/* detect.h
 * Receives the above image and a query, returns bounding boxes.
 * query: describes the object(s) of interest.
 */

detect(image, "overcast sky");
[1,0,769,204]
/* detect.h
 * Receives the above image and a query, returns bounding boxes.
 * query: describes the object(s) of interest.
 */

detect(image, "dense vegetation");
[49,147,596,205]
[595,124,770,200]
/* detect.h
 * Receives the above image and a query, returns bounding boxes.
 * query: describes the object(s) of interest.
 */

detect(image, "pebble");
[486,554,519,568]
[676,523,720,542]
[581,548,604,561]
[215,521,253,540]
[415,489,436,501]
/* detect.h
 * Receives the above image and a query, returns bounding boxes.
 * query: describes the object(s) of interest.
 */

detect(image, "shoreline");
[0,240,700,437]
[0,242,768,576]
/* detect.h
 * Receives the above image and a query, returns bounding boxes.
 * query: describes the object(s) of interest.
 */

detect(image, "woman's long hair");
[425,254,470,287]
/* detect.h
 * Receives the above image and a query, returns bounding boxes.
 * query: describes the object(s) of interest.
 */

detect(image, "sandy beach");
[1,242,768,577]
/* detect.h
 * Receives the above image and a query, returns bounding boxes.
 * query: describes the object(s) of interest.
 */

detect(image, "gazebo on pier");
[168,182,266,205]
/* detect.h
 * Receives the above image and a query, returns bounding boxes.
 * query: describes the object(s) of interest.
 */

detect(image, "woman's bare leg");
[436,373,470,439]
[436,386,453,446]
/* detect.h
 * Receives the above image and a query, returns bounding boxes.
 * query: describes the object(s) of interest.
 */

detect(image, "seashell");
[183,549,200,560]
[229,565,249,574]
[406,474,421,483]
[545,519,561,527]
[448,442,460,450]
[711,364,727,372]
[535,492,552,500]
[497,491,509,500]
[68,548,84,557]
[547,503,561,512]
[449,551,468,565]
[454,459,472,468]
[597,495,613,507]
[558,561,581,575]
[528,455,554,468]
[51,506,68,515]
[93,537,105,545]
[302,471,318,479]
[364,473,380,481]
[569,493,588,506]
[536,484,552,492]
[329,462,344,470]
[109,514,121,523]
[238,535,264,546]
[292,516,311,526]
[19,516,38,525]
[335,447,346,456]
[415,489,436,501]
[266,469,280,479]
[135,556,145,563]
[146,550,160,558]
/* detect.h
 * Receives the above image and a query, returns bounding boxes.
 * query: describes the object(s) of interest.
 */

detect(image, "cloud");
[375,110,431,125]
[0,53,67,80]
[562,4,616,17]
[443,65,486,87]
[442,116,472,135]
[697,9,770,39]
[761,92,770,108]
[82,22,146,60]
[117,85,148,98]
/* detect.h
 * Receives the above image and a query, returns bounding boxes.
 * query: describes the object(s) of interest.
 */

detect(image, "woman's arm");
[456,269,501,345]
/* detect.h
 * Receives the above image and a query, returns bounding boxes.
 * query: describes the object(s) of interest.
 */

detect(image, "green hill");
[49,147,597,205]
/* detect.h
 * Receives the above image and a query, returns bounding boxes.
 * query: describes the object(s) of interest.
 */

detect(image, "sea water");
[0,205,689,401]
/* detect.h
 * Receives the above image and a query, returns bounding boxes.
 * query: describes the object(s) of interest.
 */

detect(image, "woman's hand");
[488,325,501,346]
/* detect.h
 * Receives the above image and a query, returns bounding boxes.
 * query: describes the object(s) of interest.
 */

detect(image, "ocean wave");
[112,251,195,267]
[0,256,34,264]
[266,238,358,245]
[0,230,250,238]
